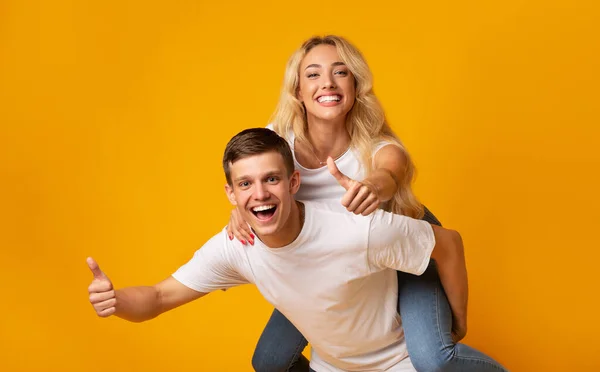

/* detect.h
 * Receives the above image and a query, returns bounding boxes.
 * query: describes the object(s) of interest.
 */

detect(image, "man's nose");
[253,183,270,200]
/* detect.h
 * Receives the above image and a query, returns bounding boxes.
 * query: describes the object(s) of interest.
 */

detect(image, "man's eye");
[267,177,278,183]
[239,181,250,187]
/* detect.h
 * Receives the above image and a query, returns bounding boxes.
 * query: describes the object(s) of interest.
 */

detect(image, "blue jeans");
[252,206,508,372]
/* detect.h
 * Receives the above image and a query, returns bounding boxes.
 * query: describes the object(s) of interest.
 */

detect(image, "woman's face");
[297,44,356,124]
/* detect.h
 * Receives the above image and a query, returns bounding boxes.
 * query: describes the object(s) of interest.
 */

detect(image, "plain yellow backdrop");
[1,0,599,371]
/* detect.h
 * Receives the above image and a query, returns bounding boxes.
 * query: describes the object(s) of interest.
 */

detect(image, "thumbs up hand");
[327,157,382,216]
[86,257,116,317]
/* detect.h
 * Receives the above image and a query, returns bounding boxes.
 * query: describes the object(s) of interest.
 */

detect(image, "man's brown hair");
[222,128,295,185]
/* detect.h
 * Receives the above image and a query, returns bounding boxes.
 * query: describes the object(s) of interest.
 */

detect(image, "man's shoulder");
[201,227,245,255]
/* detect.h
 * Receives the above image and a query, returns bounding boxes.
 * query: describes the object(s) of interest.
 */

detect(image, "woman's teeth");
[317,95,341,103]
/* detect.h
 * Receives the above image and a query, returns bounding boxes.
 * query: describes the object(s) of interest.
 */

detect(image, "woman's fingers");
[346,185,371,212]
[346,183,379,215]
[229,209,254,245]
[355,193,379,215]
[340,181,362,208]
[360,200,380,216]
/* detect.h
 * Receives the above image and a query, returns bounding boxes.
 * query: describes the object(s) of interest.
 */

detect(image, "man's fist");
[87,257,116,317]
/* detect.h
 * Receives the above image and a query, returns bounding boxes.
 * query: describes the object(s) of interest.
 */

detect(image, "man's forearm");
[431,227,469,327]
[114,286,163,323]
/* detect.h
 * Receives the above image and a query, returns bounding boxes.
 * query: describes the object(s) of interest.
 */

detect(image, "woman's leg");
[398,206,507,372]
[252,308,310,372]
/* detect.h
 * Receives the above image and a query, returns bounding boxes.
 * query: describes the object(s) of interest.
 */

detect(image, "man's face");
[225,151,300,240]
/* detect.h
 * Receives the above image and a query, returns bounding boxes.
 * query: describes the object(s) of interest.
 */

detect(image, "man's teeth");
[317,95,341,103]
[252,205,275,212]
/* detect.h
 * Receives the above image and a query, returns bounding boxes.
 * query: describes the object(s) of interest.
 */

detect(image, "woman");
[227,35,506,372]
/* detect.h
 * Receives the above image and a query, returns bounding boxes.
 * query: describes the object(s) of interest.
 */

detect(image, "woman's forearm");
[364,168,399,202]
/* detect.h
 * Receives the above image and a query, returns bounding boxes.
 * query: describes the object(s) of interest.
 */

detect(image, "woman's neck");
[305,117,351,158]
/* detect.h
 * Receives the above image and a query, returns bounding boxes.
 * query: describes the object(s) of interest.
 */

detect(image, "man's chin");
[250,225,277,240]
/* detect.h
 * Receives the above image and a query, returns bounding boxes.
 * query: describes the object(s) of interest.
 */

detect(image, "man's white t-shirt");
[172,201,435,371]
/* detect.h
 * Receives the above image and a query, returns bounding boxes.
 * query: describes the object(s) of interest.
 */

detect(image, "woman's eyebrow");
[304,61,345,70]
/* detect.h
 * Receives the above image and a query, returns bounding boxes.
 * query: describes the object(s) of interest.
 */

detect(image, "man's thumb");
[327,157,351,190]
[87,257,106,280]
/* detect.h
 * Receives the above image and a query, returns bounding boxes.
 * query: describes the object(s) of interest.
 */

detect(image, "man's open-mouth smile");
[251,204,277,222]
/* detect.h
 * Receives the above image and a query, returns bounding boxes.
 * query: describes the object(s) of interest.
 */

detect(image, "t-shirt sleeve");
[172,230,251,293]
[367,210,436,275]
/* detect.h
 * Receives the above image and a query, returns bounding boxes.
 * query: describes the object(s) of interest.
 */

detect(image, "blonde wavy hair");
[271,35,424,218]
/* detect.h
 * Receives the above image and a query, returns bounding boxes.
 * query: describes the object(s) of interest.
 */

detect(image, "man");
[87,128,467,371]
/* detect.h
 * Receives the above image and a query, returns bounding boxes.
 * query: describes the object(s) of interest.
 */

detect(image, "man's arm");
[87,257,206,323]
[429,225,469,340]
[367,212,469,340]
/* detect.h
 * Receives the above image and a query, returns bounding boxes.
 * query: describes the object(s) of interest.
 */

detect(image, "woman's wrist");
[365,168,399,202]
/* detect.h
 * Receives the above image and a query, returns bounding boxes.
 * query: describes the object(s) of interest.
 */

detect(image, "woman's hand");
[327,157,382,216]
[226,208,254,245]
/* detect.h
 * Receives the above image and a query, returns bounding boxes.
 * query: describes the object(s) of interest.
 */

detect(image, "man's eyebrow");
[232,170,283,183]
[232,175,249,183]
[304,61,346,70]
[263,171,283,178]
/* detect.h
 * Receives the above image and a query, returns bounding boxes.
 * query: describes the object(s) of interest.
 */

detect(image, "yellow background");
[1,1,599,371]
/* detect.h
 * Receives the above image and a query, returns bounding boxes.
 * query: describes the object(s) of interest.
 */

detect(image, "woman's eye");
[307,73,319,78]
[335,70,348,76]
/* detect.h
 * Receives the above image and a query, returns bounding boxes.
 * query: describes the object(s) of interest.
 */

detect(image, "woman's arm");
[327,144,406,215]
[368,144,406,202]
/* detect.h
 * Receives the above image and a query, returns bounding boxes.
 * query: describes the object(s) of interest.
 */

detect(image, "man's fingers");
[327,157,352,190]
[89,290,115,304]
[97,306,116,318]
[88,279,113,294]
[93,298,117,313]
[451,331,464,343]
[86,257,105,280]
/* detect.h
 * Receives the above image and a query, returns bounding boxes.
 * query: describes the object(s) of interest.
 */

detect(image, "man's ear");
[224,184,237,206]
[289,170,301,195]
